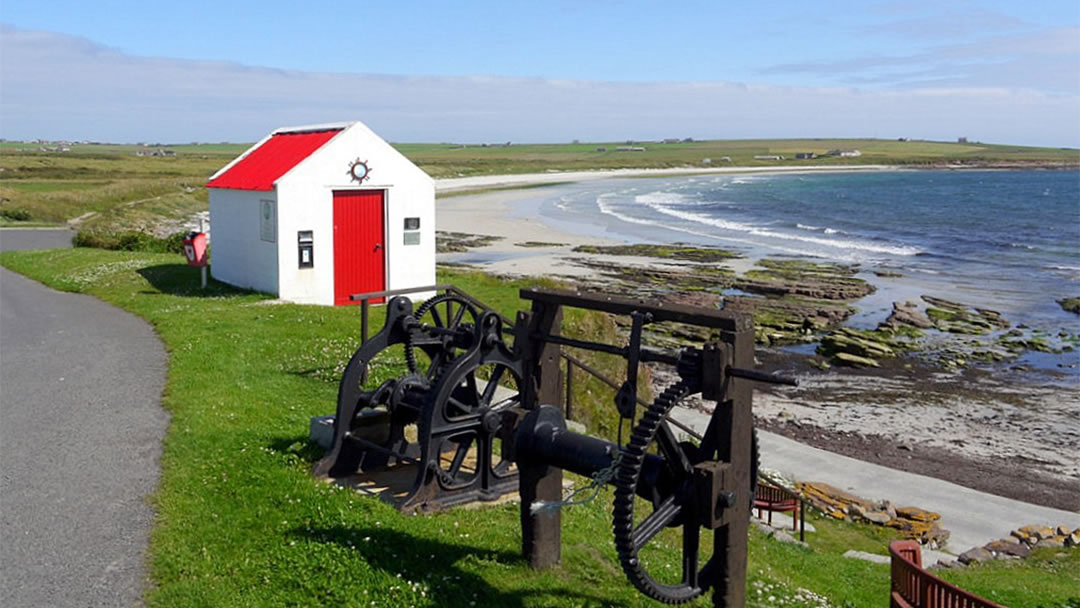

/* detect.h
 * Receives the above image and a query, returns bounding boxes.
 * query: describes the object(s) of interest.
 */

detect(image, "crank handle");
[726,367,799,387]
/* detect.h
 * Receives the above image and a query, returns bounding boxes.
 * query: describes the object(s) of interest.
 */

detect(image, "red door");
[333,190,386,305]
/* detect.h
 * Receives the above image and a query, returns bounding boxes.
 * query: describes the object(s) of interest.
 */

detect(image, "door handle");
[374,243,383,251]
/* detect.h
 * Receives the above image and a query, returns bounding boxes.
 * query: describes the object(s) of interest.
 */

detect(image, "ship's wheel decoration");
[347,158,371,184]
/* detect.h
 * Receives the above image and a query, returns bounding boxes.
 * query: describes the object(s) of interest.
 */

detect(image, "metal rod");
[541,333,627,357]
[561,352,703,441]
[727,367,799,386]
[800,499,806,542]
[565,359,573,421]
[350,283,455,302]
[361,300,370,345]
[562,354,646,405]
[344,433,421,465]
[540,334,681,366]
[664,415,704,442]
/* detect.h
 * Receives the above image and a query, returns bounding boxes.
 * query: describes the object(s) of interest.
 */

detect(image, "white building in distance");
[206,121,435,306]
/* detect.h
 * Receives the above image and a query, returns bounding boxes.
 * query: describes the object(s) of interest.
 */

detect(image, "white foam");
[592,194,866,261]
[643,201,922,257]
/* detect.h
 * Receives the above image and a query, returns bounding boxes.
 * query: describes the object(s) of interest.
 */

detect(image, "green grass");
[0,247,1074,607]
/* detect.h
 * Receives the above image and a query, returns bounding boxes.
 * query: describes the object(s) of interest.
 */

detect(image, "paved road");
[1,229,169,607]
[674,406,1080,558]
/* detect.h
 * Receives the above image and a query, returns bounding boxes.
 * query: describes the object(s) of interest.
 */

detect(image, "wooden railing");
[889,541,1006,608]
[350,283,511,345]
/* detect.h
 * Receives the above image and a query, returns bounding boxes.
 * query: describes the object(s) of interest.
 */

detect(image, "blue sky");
[2,1,1078,145]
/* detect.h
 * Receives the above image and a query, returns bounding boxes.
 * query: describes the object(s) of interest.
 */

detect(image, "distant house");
[827,149,862,157]
[754,154,784,161]
[662,138,681,144]
[616,146,647,152]
[206,120,435,306]
[957,137,968,143]
[794,152,815,160]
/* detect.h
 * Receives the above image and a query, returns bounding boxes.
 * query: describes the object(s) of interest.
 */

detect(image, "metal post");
[564,359,573,421]
[361,300,370,345]
[200,265,207,289]
[799,499,806,542]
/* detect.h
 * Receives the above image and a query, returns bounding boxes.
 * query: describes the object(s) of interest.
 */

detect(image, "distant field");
[2,138,1076,227]
[396,138,1080,178]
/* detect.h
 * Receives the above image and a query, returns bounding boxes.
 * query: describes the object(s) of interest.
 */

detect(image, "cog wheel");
[612,378,759,604]
[405,293,479,376]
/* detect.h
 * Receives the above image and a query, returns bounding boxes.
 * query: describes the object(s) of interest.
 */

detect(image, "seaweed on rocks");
[435,231,503,253]
[571,243,742,263]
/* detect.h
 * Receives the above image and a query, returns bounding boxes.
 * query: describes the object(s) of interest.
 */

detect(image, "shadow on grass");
[295,526,615,608]
[268,436,326,465]
[136,264,262,298]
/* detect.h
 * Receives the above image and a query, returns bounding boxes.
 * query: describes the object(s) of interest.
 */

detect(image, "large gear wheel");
[612,378,759,604]
[405,293,480,375]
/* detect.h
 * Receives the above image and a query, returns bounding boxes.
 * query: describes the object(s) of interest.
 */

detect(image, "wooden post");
[517,302,563,569]
[710,322,754,608]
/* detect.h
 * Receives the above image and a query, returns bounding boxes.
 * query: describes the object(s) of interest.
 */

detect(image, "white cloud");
[1,24,1077,147]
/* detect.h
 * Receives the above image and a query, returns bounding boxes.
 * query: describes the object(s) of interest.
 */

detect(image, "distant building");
[754,154,784,161]
[957,137,968,143]
[206,121,435,306]
[794,152,815,160]
[827,149,862,157]
[616,146,647,152]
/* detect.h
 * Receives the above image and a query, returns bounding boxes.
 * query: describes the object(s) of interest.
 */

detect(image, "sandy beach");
[434,169,1080,511]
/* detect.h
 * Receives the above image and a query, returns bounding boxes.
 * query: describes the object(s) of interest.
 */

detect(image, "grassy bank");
[1,248,1076,607]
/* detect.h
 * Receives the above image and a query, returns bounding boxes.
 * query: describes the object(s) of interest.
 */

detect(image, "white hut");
[206,121,435,305]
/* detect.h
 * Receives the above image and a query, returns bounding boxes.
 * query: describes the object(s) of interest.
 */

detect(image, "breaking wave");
[635,193,923,257]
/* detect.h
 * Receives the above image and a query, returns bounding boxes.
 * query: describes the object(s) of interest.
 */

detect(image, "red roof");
[206,129,342,191]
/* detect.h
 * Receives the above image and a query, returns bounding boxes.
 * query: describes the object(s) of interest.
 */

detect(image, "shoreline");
[435,175,1080,510]
[435,164,902,194]
[434,161,1079,195]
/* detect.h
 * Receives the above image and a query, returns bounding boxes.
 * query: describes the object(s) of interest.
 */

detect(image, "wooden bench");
[754,482,799,531]
[890,540,1006,608]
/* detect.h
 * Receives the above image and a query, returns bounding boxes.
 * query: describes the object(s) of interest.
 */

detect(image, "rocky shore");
[434,197,1080,511]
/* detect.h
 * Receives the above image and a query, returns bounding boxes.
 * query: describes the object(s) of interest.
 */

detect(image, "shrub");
[0,207,33,221]
[73,228,189,254]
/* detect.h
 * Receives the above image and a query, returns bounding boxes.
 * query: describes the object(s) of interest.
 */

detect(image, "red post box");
[183,231,208,267]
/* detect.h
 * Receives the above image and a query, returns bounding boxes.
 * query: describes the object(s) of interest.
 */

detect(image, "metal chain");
[529,452,624,515]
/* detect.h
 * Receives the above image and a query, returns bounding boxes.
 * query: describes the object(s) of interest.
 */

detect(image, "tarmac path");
[1,229,169,607]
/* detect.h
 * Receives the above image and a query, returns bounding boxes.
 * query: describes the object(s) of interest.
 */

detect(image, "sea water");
[522,169,1080,336]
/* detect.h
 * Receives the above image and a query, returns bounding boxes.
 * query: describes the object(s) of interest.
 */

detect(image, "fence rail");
[889,541,1006,608]
[350,284,512,344]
